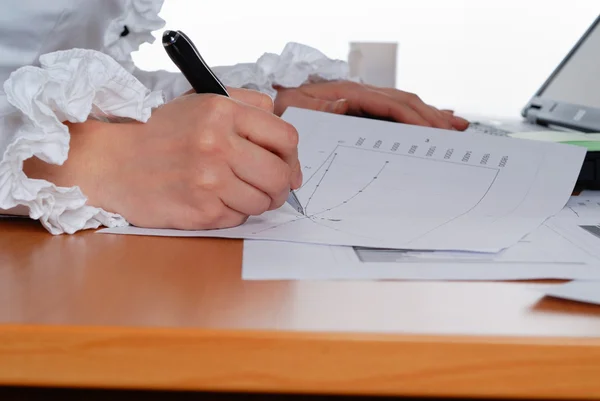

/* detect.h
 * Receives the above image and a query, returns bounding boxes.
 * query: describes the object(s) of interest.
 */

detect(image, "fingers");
[378,89,470,131]
[440,109,471,130]
[232,105,302,188]
[293,82,470,130]
[412,103,454,130]
[276,89,350,115]
[218,169,274,215]
[451,115,470,130]
[350,90,432,126]
[373,89,452,129]
[228,135,293,210]
[173,198,249,230]
[228,87,274,113]
[354,84,469,130]
[210,205,249,229]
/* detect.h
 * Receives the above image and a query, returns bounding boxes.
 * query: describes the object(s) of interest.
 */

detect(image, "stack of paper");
[101,108,599,286]
[544,281,600,305]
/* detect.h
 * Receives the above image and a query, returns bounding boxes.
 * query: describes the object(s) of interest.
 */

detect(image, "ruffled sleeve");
[213,42,353,98]
[103,0,195,101]
[0,48,163,234]
[100,0,352,100]
[132,42,354,101]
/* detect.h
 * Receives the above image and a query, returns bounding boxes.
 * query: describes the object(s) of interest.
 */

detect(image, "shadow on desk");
[0,387,542,401]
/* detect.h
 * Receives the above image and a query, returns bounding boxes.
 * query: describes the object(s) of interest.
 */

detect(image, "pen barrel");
[163,30,229,97]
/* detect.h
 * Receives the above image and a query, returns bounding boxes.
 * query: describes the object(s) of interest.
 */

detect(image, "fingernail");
[453,115,469,124]
[330,99,348,113]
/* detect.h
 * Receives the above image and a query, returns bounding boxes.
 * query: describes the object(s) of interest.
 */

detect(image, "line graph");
[249,142,500,246]
[305,153,389,216]
[252,152,391,239]
[304,151,339,215]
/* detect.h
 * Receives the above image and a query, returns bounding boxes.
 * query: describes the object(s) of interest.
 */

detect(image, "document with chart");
[101,108,585,252]
[241,194,600,281]
[241,221,600,281]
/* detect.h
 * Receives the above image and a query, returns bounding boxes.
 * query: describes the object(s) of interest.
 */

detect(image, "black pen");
[162,30,305,216]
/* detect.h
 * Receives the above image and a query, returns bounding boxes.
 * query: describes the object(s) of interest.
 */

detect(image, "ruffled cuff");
[132,68,192,102]
[104,0,167,72]
[1,48,164,235]
[212,42,354,98]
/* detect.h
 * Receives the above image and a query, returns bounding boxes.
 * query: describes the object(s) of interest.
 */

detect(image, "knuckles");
[195,94,237,130]
[194,130,225,156]
[343,80,363,92]
[190,97,237,156]
[203,94,236,117]
[406,92,422,105]
[192,168,222,192]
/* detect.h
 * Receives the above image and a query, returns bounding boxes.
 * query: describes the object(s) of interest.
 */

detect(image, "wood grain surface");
[2,219,600,399]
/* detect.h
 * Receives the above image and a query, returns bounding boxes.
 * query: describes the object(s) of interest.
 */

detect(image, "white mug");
[348,42,398,88]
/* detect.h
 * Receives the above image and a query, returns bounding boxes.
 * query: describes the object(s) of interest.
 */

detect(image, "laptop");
[466,14,600,189]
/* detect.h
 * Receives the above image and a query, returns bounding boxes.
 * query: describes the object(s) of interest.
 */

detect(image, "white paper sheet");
[545,194,600,262]
[544,281,600,306]
[547,223,600,262]
[555,194,600,220]
[101,108,585,252]
[241,221,600,281]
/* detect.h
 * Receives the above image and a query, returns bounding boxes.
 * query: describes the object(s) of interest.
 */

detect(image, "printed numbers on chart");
[480,153,490,165]
[462,151,472,163]
[499,156,509,167]
[373,140,382,149]
[444,149,454,159]
[426,146,436,157]
[408,145,418,155]
[391,142,400,152]
[356,137,366,146]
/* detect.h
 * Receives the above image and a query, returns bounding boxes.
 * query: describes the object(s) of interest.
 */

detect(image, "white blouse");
[0,0,351,234]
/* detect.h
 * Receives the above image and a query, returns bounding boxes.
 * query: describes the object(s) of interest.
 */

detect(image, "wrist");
[23,119,141,214]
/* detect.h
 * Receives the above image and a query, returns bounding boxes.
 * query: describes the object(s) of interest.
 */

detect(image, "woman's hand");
[274,81,470,131]
[24,89,302,230]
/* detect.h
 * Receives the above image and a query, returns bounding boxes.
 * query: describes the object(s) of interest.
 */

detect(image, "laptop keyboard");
[466,122,511,136]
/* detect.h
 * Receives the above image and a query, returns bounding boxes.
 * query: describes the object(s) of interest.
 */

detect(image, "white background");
[133,0,599,118]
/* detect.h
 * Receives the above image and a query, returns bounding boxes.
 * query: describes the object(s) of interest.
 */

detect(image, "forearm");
[23,119,140,214]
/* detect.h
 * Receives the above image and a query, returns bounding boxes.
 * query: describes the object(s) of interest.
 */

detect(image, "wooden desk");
[2,219,600,399]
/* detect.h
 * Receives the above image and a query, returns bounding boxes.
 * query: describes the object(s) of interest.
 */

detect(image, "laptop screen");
[538,18,600,110]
